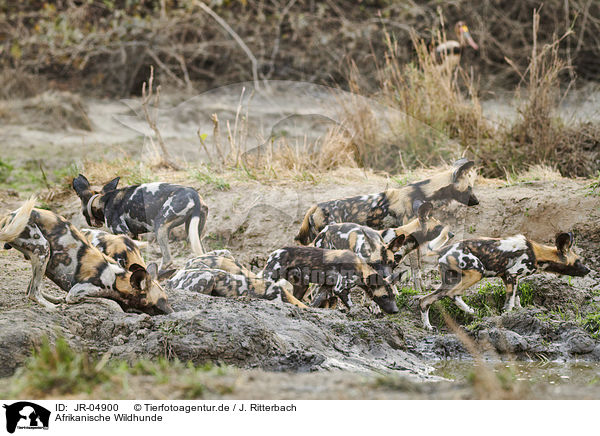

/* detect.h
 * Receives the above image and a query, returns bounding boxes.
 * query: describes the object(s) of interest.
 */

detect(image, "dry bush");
[480,10,600,178]
[338,27,492,173]
[341,12,600,178]
[4,1,600,97]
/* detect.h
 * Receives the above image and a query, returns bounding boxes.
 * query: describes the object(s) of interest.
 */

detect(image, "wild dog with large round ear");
[72,174,208,272]
[419,232,590,330]
[0,199,172,315]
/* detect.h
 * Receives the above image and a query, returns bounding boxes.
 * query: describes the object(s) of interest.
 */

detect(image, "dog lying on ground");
[313,201,453,281]
[295,159,478,290]
[262,246,399,313]
[0,199,172,315]
[419,232,591,330]
[73,174,208,272]
[167,251,307,308]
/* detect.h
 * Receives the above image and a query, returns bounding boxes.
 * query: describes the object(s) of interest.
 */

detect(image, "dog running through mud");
[313,200,453,282]
[295,158,478,290]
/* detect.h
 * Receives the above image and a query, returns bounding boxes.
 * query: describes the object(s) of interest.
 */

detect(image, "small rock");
[479,328,528,353]
[565,330,595,354]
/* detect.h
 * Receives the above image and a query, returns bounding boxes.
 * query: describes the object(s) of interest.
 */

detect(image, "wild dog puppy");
[262,247,399,313]
[72,174,208,271]
[0,199,172,314]
[419,232,590,330]
[168,253,307,308]
[313,201,453,281]
[295,159,477,245]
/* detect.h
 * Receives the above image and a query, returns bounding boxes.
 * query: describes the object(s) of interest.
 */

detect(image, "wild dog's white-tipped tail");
[0,197,36,243]
[188,215,204,255]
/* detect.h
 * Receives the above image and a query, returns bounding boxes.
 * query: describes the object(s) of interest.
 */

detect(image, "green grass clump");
[395,286,420,310]
[583,306,600,339]
[192,167,231,191]
[5,336,235,399]
[428,280,535,330]
[586,171,600,196]
[0,158,14,183]
[12,336,110,396]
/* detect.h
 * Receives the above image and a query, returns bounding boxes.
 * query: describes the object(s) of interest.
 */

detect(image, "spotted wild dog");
[168,251,307,308]
[72,174,208,271]
[295,159,477,290]
[262,247,399,313]
[313,201,453,282]
[295,159,477,245]
[419,232,591,330]
[80,228,177,281]
[0,199,172,314]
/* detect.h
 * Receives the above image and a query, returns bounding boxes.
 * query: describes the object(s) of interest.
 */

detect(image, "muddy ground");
[1,90,600,399]
[0,169,599,399]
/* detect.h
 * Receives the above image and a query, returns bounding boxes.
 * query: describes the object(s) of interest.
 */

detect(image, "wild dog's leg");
[514,278,522,308]
[279,288,308,308]
[453,296,476,315]
[419,268,482,330]
[154,223,173,271]
[502,275,519,311]
[65,283,119,303]
[408,250,424,291]
[26,244,54,310]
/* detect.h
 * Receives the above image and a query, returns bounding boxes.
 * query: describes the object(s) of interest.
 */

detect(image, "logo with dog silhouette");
[3,402,50,433]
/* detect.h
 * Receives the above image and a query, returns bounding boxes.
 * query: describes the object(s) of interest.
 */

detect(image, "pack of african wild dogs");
[0,158,590,332]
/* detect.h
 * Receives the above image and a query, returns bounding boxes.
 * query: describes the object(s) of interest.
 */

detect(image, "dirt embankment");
[0,171,599,387]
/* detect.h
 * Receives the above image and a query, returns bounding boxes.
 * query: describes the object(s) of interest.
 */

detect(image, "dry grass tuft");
[340,12,600,179]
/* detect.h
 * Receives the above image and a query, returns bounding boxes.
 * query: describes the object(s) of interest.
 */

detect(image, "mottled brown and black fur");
[0,199,172,315]
[73,174,208,271]
[262,246,399,313]
[419,232,590,330]
[313,201,453,282]
[168,251,306,307]
[295,159,477,245]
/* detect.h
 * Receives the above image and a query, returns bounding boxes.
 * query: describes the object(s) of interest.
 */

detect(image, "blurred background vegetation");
[2,0,600,97]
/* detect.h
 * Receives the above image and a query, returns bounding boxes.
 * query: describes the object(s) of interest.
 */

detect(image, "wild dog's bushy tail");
[0,197,36,243]
[187,197,209,255]
[295,205,318,245]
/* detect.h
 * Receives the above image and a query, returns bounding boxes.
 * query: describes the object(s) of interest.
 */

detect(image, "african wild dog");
[419,232,590,330]
[313,201,453,282]
[295,159,477,290]
[262,247,399,313]
[81,228,177,281]
[295,159,477,245]
[168,252,307,308]
[72,174,208,271]
[0,199,172,315]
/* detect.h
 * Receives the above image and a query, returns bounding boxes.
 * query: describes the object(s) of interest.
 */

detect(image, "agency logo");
[2,402,50,434]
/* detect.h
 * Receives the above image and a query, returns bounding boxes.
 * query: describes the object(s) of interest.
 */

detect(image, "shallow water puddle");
[432,360,600,386]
